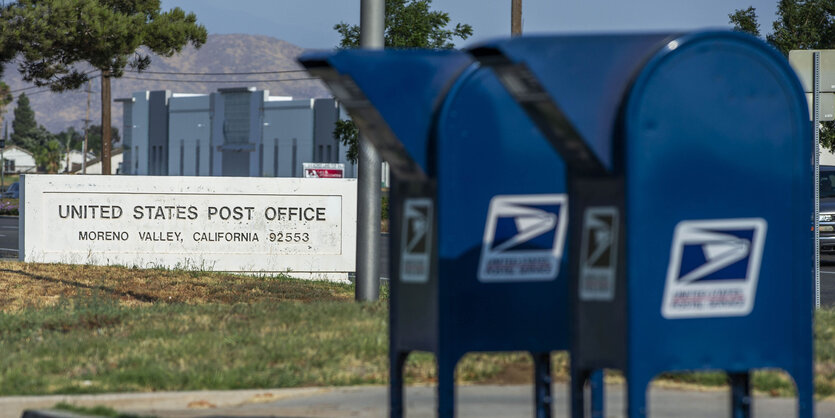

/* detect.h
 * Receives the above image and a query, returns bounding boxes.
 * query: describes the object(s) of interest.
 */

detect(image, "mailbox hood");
[299,50,473,179]
[469,33,677,174]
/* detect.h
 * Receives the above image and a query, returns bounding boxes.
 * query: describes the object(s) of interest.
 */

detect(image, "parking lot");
[820,255,835,307]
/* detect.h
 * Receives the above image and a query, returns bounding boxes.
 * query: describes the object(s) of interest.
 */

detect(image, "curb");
[22,411,89,418]
[0,387,331,418]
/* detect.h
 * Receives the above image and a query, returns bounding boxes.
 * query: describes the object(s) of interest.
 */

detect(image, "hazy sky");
[160,0,781,49]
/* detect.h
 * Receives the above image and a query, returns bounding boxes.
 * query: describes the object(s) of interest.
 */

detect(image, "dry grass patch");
[0,261,352,312]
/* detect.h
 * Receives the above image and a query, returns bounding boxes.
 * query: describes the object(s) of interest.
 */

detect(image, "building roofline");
[218,87,257,93]
[2,145,34,156]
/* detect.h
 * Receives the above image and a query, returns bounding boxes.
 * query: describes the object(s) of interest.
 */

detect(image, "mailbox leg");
[390,351,409,418]
[794,371,814,418]
[589,370,605,418]
[569,366,587,418]
[625,374,650,418]
[533,352,553,418]
[729,372,751,418]
[437,354,457,418]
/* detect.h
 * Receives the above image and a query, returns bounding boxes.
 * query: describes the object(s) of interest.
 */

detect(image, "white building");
[117,87,359,179]
[59,150,96,173]
[1,145,36,173]
[73,149,124,175]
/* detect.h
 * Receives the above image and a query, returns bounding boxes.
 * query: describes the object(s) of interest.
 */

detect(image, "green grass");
[0,262,834,398]
[0,291,388,394]
[0,264,537,395]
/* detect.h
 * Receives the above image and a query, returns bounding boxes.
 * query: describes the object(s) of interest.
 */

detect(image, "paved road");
[6,384,834,418]
[0,216,18,257]
[819,255,835,308]
[381,233,389,279]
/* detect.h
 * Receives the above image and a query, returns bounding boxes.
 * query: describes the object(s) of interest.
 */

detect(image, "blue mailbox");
[472,31,814,417]
[300,50,603,417]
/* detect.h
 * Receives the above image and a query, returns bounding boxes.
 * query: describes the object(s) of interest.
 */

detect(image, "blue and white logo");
[478,194,568,282]
[661,218,767,319]
[400,198,433,283]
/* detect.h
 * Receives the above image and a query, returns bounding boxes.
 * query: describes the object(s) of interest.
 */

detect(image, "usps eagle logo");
[661,218,767,319]
[478,194,568,282]
[400,198,433,283]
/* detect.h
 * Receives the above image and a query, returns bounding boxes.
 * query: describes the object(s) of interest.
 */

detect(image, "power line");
[10,72,101,94]
[10,85,44,94]
[124,69,310,76]
[118,76,321,83]
[24,89,56,96]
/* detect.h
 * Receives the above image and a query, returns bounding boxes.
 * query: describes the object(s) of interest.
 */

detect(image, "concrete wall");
[168,95,211,176]
[263,98,314,178]
[313,99,339,165]
[148,91,171,176]
[21,174,357,281]
[131,91,150,175]
[120,88,361,180]
[118,99,133,174]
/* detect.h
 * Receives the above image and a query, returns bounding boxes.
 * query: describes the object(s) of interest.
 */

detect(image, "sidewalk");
[6,384,835,418]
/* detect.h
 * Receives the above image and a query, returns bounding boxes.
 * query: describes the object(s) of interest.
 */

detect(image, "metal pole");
[356,0,384,302]
[82,80,91,174]
[815,51,821,310]
[2,121,6,191]
[511,0,522,36]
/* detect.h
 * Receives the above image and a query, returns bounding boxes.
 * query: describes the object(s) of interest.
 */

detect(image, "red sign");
[305,168,343,178]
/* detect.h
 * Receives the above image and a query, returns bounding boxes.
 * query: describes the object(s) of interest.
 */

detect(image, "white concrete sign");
[20,175,357,282]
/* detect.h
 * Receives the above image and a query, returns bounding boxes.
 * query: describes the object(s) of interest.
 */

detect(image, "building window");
[123,111,132,148]
[292,138,297,177]
[223,93,250,145]
[273,141,278,177]
[326,145,332,162]
[151,146,156,175]
[179,140,184,176]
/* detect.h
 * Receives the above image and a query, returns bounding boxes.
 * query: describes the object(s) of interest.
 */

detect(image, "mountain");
[0,34,333,134]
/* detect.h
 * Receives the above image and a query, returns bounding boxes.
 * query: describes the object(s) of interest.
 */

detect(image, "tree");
[334,0,473,49]
[10,95,56,153]
[84,125,121,158]
[0,83,12,143]
[10,93,36,148]
[57,127,85,151]
[333,0,473,163]
[35,139,63,174]
[0,3,17,78]
[19,125,55,155]
[56,127,84,172]
[730,1,835,150]
[729,7,761,38]
[3,0,207,175]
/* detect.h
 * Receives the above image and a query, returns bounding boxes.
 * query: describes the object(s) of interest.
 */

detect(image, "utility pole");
[512,0,522,36]
[101,72,112,175]
[82,80,92,174]
[356,0,384,302]
[2,121,6,191]
[63,131,71,173]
